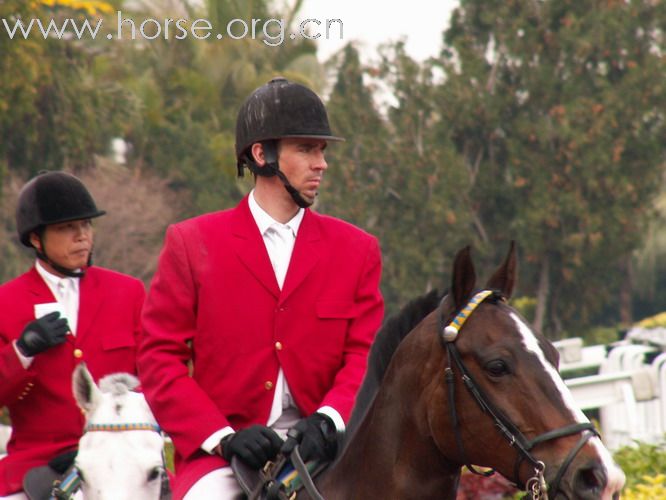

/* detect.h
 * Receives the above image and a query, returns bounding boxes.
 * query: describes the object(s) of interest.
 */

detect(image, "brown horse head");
[434,243,623,498]
[322,243,624,500]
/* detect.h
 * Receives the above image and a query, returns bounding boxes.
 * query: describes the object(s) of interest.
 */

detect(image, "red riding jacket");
[138,196,384,498]
[0,266,145,495]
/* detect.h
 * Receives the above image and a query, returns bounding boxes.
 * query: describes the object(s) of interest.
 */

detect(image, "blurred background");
[1,0,665,343]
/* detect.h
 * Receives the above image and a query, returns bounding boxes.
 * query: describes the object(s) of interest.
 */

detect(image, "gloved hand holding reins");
[220,425,283,469]
[281,413,338,463]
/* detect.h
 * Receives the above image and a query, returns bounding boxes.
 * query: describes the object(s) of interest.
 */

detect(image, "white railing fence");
[556,334,666,451]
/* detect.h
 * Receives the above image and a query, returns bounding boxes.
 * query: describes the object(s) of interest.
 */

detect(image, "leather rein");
[439,290,599,499]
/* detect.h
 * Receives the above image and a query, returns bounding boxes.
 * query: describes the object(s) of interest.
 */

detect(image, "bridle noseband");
[84,422,161,433]
[439,290,599,499]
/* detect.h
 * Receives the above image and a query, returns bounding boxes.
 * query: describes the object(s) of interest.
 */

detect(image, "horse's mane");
[98,373,140,395]
[345,288,443,440]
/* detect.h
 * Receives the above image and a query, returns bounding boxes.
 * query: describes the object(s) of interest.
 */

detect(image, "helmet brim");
[41,209,107,226]
[246,134,345,146]
[278,134,345,142]
[20,210,107,247]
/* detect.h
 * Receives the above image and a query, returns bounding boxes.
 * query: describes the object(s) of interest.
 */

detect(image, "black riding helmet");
[235,77,344,207]
[16,171,106,277]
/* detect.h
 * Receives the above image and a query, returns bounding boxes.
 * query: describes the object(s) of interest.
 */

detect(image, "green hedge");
[614,441,666,491]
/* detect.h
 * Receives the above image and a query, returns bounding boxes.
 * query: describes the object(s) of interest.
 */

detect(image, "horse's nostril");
[580,468,602,489]
[575,465,607,496]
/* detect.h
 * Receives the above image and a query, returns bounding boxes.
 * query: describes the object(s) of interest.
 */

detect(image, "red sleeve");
[320,236,384,421]
[138,224,230,459]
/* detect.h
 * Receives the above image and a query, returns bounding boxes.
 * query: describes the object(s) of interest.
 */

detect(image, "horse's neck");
[316,368,461,499]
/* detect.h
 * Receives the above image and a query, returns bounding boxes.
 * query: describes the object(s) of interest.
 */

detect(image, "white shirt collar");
[34,259,79,289]
[248,189,304,237]
[34,259,80,336]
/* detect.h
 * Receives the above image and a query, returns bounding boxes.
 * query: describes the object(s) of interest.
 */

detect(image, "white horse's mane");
[98,372,140,396]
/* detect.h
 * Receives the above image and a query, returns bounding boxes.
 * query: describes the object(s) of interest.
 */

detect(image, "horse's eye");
[147,466,162,482]
[485,359,510,377]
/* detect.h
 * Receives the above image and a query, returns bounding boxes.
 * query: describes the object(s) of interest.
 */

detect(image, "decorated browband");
[442,290,495,342]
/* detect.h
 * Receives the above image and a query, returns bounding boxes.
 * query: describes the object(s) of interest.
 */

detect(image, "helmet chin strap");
[274,169,313,209]
[35,235,88,278]
[246,141,313,209]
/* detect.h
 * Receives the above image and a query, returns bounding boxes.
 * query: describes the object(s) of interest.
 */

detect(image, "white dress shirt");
[13,260,80,368]
[35,260,80,335]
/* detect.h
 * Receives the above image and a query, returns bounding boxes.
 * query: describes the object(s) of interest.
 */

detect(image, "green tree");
[631,190,666,321]
[1,0,134,178]
[321,44,471,313]
[378,43,473,310]
[0,0,140,279]
[435,0,666,335]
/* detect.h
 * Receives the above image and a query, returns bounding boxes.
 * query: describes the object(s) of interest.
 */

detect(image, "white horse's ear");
[73,363,101,412]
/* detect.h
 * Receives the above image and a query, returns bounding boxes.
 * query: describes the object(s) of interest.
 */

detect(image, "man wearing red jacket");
[139,77,384,499]
[0,171,145,499]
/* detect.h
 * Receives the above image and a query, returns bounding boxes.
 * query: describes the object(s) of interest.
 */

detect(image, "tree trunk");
[619,255,633,326]
[550,287,563,338]
[533,254,550,334]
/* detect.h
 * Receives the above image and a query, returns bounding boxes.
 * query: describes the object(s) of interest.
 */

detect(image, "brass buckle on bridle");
[525,461,548,500]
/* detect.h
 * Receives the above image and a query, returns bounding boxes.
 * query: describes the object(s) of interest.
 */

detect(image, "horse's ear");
[73,363,101,413]
[485,240,517,299]
[451,245,476,309]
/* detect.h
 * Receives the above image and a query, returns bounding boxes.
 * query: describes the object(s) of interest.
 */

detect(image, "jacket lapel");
[231,197,281,299]
[26,267,57,302]
[279,210,321,305]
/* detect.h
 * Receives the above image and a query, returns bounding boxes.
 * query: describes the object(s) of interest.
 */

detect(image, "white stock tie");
[266,223,295,290]
[57,279,78,335]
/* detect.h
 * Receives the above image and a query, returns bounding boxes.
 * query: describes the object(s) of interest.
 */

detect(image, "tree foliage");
[432,0,666,334]
[0,0,134,177]
[1,0,665,337]
[320,45,471,311]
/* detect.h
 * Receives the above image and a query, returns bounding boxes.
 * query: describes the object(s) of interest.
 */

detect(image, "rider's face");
[276,138,328,205]
[31,219,94,275]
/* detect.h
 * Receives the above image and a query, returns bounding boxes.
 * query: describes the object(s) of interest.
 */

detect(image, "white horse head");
[72,364,168,500]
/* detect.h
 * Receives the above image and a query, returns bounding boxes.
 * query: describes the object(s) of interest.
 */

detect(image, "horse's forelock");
[98,373,140,396]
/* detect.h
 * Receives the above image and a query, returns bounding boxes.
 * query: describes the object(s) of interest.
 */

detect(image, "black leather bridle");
[439,290,599,499]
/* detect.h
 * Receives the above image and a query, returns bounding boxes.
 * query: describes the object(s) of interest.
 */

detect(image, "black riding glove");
[220,425,284,469]
[16,312,69,357]
[281,413,338,463]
